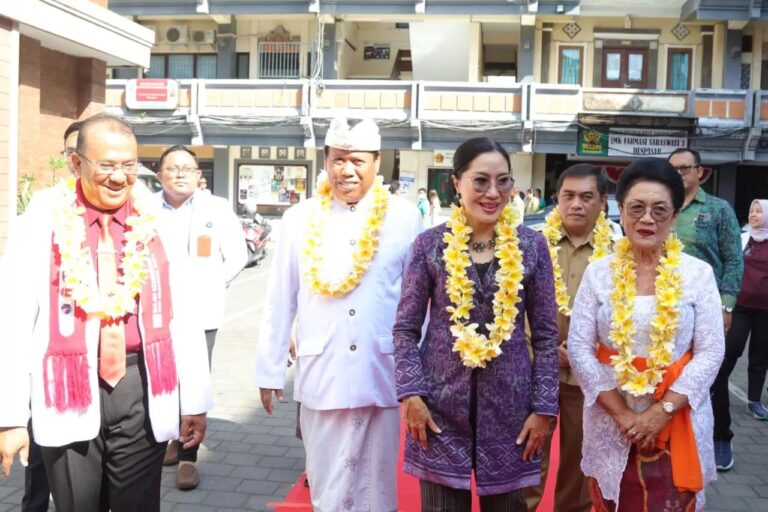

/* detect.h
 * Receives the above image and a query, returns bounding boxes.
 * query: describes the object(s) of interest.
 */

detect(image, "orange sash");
[597,343,702,493]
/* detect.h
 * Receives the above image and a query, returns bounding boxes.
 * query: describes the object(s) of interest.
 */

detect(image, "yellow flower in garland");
[443,203,524,368]
[542,209,614,316]
[51,176,156,320]
[608,234,684,396]
[302,172,389,298]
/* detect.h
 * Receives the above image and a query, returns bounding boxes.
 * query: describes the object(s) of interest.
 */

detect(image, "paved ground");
[2,227,768,510]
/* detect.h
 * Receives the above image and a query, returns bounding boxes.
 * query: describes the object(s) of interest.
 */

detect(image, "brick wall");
[18,35,105,191]
[0,17,13,253]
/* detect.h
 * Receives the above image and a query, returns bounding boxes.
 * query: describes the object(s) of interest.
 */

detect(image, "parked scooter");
[242,212,271,267]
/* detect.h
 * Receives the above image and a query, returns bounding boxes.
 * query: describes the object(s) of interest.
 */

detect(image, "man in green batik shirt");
[668,148,743,333]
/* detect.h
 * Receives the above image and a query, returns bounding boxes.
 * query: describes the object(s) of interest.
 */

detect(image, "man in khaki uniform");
[524,164,613,512]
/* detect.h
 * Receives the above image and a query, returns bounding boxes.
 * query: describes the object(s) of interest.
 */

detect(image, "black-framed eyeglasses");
[77,153,140,176]
[621,202,675,222]
[467,175,515,194]
[673,165,699,176]
[164,166,201,176]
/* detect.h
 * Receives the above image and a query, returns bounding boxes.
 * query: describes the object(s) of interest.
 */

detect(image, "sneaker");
[747,401,768,420]
[714,440,734,471]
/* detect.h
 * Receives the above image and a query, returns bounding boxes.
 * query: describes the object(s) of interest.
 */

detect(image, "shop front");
[235,160,311,216]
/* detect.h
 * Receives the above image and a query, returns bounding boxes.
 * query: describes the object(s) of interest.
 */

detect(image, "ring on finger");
[629,430,637,436]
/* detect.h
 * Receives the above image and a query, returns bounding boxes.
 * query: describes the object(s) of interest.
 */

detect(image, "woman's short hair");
[452,137,510,178]
[155,145,199,173]
[616,158,685,211]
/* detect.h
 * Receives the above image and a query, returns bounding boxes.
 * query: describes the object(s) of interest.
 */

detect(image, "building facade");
[105,0,768,220]
[0,0,154,252]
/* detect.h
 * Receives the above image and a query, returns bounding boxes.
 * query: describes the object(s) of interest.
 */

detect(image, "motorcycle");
[242,213,271,267]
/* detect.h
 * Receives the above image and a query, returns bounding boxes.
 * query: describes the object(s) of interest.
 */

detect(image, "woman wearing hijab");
[711,199,768,471]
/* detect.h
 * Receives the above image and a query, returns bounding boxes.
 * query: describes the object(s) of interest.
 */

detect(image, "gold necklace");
[443,204,524,368]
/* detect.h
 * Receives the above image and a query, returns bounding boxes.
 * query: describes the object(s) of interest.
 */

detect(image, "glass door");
[602,48,648,88]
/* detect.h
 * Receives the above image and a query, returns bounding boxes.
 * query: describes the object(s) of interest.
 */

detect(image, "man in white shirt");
[0,114,211,512]
[256,118,422,511]
[153,145,247,490]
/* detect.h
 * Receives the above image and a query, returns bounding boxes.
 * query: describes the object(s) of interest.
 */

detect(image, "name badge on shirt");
[197,234,212,257]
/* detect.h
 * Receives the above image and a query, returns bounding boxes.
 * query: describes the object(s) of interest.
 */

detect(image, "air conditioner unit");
[165,25,188,44]
[143,25,158,44]
[192,29,216,44]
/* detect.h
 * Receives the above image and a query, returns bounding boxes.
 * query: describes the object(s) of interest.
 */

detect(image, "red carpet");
[269,421,560,511]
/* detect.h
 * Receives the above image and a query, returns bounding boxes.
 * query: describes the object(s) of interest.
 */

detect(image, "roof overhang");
[681,0,760,21]
[0,0,154,67]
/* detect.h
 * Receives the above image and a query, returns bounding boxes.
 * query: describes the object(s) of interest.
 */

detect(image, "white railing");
[105,79,761,128]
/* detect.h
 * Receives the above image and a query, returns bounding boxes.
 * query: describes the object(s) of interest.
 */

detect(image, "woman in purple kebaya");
[393,137,559,511]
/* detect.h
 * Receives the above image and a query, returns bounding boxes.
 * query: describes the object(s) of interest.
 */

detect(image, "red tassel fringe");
[145,336,177,396]
[43,353,91,413]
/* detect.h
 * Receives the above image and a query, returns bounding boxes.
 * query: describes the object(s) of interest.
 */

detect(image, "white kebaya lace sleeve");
[669,260,725,411]
[567,258,618,407]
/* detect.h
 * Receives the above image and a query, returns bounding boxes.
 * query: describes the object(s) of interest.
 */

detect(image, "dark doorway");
[427,168,455,207]
[735,164,768,224]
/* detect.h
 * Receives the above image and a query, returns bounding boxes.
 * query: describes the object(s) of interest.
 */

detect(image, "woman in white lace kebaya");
[568,158,725,512]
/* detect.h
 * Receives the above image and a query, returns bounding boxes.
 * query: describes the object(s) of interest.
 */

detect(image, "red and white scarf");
[44,197,177,412]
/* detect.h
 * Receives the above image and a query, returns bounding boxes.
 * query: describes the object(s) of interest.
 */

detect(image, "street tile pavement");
[706,355,768,512]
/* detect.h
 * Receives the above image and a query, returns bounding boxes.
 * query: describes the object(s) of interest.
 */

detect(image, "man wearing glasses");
[668,148,743,330]
[152,145,247,490]
[19,120,82,512]
[0,114,212,512]
[668,148,743,472]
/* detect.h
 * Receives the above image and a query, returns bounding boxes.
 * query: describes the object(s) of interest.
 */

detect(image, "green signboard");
[577,126,608,157]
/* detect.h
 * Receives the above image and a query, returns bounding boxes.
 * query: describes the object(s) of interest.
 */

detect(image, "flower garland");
[443,203,524,368]
[302,172,389,298]
[542,209,614,316]
[52,176,155,319]
[608,235,684,396]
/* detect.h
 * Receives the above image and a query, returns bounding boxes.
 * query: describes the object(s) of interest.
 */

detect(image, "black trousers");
[712,305,768,441]
[420,480,527,512]
[178,328,216,463]
[40,354,165,512]
[22,419,50,512]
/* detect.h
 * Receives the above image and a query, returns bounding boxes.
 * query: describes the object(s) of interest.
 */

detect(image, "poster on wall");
[238,164,309,212]
[364,43,391,60]
[399,172,416,196]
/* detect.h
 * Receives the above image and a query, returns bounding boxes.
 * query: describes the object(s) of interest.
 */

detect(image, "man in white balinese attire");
[256,118,422,511]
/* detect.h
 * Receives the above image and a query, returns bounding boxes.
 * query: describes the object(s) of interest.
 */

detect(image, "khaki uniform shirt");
[555,232,596,386]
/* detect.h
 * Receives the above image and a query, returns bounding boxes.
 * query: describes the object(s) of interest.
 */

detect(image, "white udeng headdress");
[324,118,381,151]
